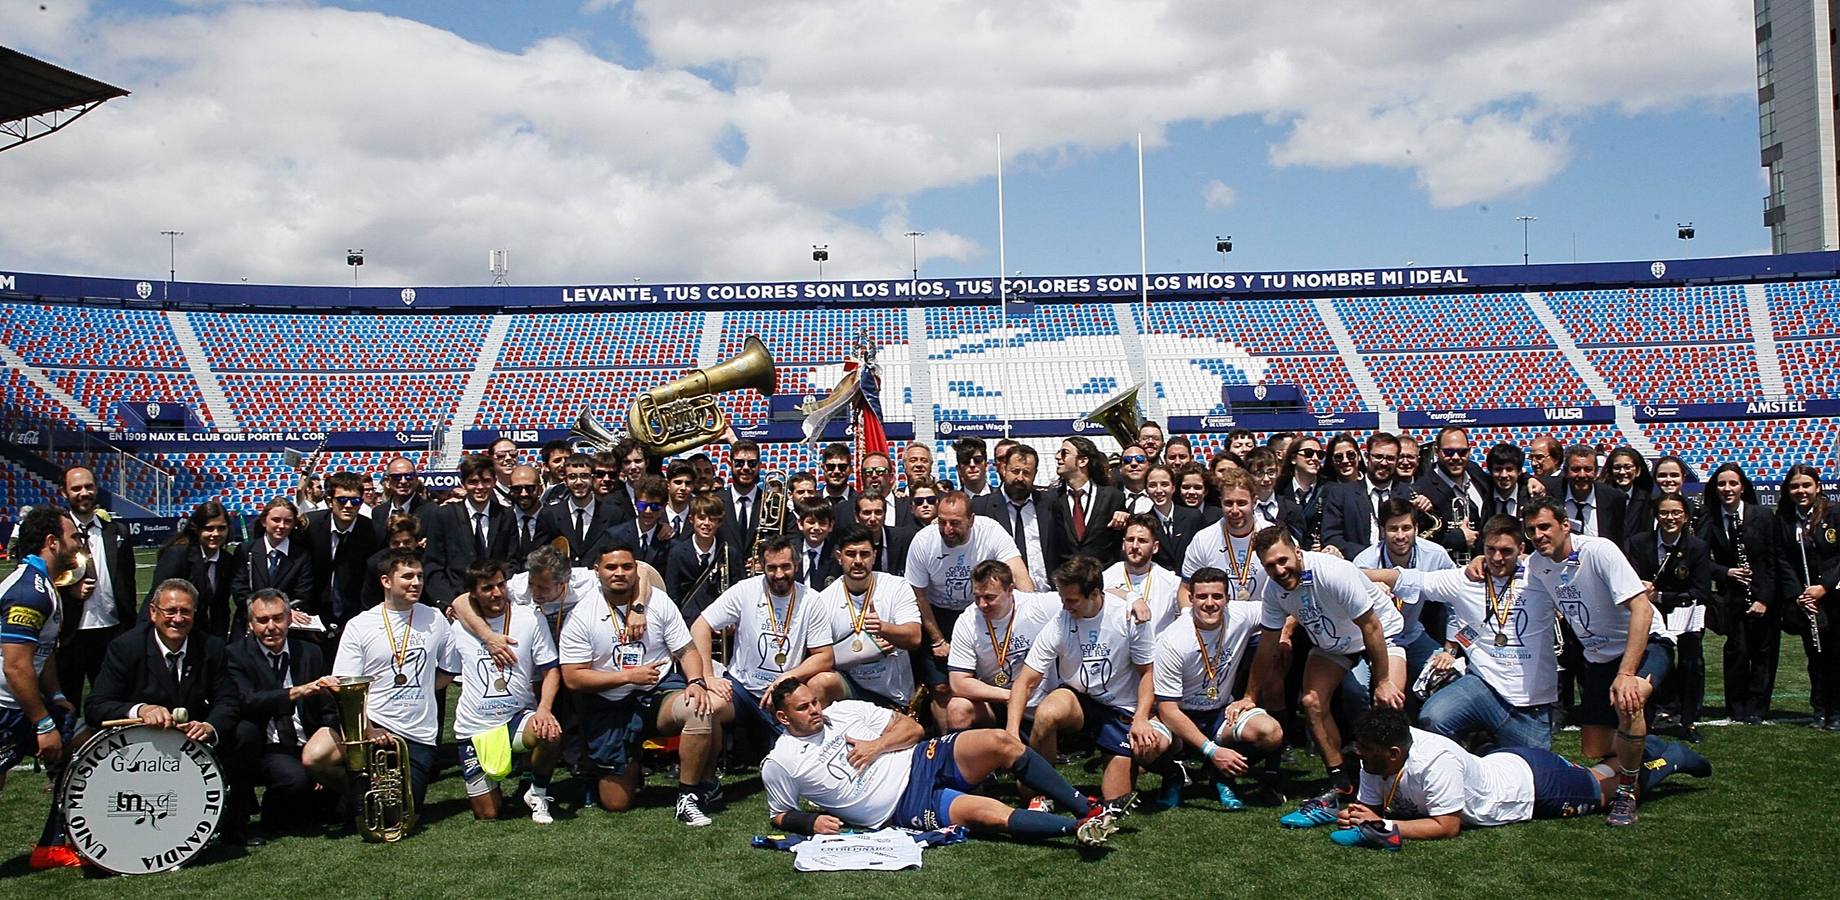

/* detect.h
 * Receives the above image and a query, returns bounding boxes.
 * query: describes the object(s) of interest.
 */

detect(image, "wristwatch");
[631,603,647,613]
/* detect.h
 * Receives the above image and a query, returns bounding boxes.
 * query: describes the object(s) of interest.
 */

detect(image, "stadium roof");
[0,46,129,153]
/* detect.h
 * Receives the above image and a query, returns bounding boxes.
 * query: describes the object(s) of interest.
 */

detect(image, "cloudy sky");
[2,0,1762,287]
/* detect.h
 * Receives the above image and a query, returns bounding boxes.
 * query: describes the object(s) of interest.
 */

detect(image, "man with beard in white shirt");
[1508,496,1667,827]
[332,549,457,816]
[561,542,729,827]
[1144,567,1282,811]
[1180,468,1267,607]
[1353,498,1456,688]
[762,681,1116,845]
[1365,516,1557,750]
[1243,527,1405,829]
[443,560,562,824]
[942,561,1063,732]
[1323,707,1707,850]
[1106,515,1182,636]
[692,535,835,762]
[906,492,1031,696]
[1007,556,1162,815]
[809,525,922,712]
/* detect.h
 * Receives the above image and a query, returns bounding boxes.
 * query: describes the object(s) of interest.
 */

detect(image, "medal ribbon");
[1486,567,1519,639]
[984,608,1016,679]
[1222,529,1253,591]
[384,605,413,679]
[763,587,799,648]
[1193,621,1222,695]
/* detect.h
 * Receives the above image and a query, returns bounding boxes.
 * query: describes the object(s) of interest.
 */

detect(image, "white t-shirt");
[905,517,1022,612]
[1104,562,1181,637]
[1258,551,1403,656]
[1397,566,1558,707]
[699,576,829,693]
[443,604,559,738]
[816,573,920,706]
[1180,525,1267,602]
[947,591,1062,708]
[557,586,689,702]
[762,700,912,827]
[1522,534,1652,665]
[1153,604,1258,711]
[1356,728,1535,828]
[1023,595,1156,713]
[1354,537,1456,646]
[507,566,597,634]
[332,603,455,745]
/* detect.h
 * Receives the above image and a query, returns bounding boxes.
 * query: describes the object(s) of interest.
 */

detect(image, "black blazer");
[887,496,917,529]
[505,505,547,572]
[1275,478,1328,549]
[1482,481,1536,525]
[1415,467,1489,559]
[536,497,627,565]
[1775,506,1840,634]
[664,537,745,621]
[1145,504,1216,572]
[718,484,777,556]
[1539,479,1629,545]
[591,520,674,571]
[1697,503,1778,632]
[85,622,240,741]
[68,510,136,628]
[226,633,337,748]
[875,524,915,577]
[368,495,433,543]
[1321,479,1413,559]
[1044,482,1126,570]
[303,510,380,629]
[973,488,1059,573]
[147,543,237,641]
[797,540,842,592]
[1624,530,1712,614]
[229,537,318,635]
[424,501,518,608]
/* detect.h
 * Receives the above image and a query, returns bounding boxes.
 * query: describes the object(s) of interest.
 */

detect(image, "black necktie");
[739,495,753,533]
[574,508,587,548]
[474,512,489,555]
[268,549,282,581]
[700,551,712,571]
[270,651,299,746]
[1012,503,1030,568]
[203,558,216,596]
[640,532,650,553]
[807,549,820,585]
[166,650,183,678]
[522,515,535,546]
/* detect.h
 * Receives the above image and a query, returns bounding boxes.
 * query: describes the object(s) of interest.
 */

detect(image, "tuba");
[334,676,415,842]
[1083,383,1144,449]
[52,549,93,589]
[601,336,777,456]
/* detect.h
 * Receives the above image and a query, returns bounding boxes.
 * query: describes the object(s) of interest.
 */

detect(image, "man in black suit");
[539,453,629,565]
[505,464,547,569]
[1539,445,1628,543]
[1481,442,1537,523]
[974,443,1055,589]
[717,439,770,558]
[592,475,674,570]
[370,455,433,543]
[794,499,841,591]
[424,453,518,609]
[665,494,741,621]
[57,465,137,713]
[85,578,240,751]
[1044,436,1126,570]
[1320,432,1414,559]
[224,589,344,843]
[819,442,860,515]
[230,499,318,637]
[1415,426,1489,562]
[304,471,379,634]
[852,492,913,576]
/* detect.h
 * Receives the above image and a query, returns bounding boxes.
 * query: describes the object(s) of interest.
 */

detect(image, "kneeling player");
[942,561,1061,732]
[1145,567,1282,810]
[560,543,732,827]
[445,561,563,823]
[1327,707,1710,849]
[763,681,1116,846]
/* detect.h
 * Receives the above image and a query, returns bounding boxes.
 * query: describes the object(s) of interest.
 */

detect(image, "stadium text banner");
[8,251,1839,311]
[1167,412,1381,434]
[1632,398,1840,422]
[1397,406,1616,428]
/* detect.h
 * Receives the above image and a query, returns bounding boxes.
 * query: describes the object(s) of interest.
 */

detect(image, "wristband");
[780,810,821,835]
[1200,739,1220,758]
[35,715,56,735]
[50,692,67,703]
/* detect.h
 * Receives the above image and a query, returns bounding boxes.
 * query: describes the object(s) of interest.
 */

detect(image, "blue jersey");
[0,556,60,710]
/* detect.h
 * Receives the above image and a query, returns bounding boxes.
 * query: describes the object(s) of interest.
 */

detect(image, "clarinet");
[1799,524,1825,655]
[1732,521,1753,609]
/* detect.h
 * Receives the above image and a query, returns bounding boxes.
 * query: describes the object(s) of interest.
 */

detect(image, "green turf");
[0,555,1835,896]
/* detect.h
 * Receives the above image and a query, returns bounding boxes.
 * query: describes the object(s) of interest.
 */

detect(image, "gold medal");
[852,637,864,652]
[493,677,508,692]
[1205,686,1219,701]
[1494,632,1508,648]
[775,651,789,666]
[393,672,408,687]
[994,670,1011,688]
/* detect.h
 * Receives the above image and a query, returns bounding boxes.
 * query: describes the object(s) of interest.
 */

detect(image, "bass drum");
[59,724,226,875]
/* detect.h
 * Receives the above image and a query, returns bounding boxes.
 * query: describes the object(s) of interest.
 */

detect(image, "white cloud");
[0,0,1755,284]
[1202,180,1237,212]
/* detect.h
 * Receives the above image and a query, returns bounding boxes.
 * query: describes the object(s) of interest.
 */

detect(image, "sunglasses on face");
[593,470,620,479]
[384,473,416,481]
[332,495,363,506]
[1120,455,1147,465]
[911,496,938,506]
[733,459,760,468]
[1295,448,1323,459]
[823,462,851,471]
[635,500,664,513]
[1440,447,1470,457]
[1333,451,1360,461]
[509,484,539,494]
[862,467,890,476]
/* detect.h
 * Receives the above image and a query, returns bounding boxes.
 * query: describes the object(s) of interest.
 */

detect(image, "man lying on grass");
[762,680,1117,847]
[1326,707,1711,850]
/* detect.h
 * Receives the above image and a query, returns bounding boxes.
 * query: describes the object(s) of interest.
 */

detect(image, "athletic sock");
[1639,736,1710,792]
[531,771,553,793]
[1004,808,1077,840]
[1008,748,1091,816]
[1328,762,1355,795]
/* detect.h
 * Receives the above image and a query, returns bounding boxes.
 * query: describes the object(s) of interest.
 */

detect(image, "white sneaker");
[675,792,713,827]
[524,787,553,825]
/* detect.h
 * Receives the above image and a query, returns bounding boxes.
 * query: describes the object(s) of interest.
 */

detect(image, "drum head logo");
[62,725,224,875]
[135,281,153,299]
[401,288,417,305]
[1650,261,1666,279]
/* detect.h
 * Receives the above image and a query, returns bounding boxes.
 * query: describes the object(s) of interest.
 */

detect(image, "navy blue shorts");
[0,706,77,774]
[580,675,687,777]
[1492,747,1602,819]
[1577,641,1672,729]
[891,732,973,830]
[1073,691,1135,757]
[1180,707,1227,745]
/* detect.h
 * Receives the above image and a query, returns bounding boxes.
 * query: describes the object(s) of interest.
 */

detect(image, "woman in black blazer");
[1626,492,1712,740]
[1699,462,1778,723]
[229,497,318,637]
[1775,464,1840,730]
[148,500,237,640]
[1276,434,1328,550]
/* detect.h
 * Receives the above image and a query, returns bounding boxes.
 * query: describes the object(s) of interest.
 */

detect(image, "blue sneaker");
[1215,781,1246,811]
[1278,789,1342,828]
[1329,821,1402,851]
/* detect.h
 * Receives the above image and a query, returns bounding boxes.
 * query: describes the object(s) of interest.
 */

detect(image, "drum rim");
[59,723,225,875]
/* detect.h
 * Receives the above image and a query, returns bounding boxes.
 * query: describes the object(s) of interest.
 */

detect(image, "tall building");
[1757,0,1840,253]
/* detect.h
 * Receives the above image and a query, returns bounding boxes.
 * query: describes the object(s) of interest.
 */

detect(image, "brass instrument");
[1082,383,1143,449]
[575,336,777,456]
[334,676,415,842]
[52,548,92,589]
[751,471,790,566]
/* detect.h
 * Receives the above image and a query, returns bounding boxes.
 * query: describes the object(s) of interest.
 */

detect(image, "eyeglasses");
[862,466,889,476]
[509,484,539,494]
[1367,453,1398,463]
[1120,455,1147,464]
[332,495,363,506]
[823,462,851,471]
[1440,447,1470,457]
[634,500,664,513]
[911,495,938,506]
[155,606,195,618]
[593,470,620,479]
[1295,448,1323,459]
[1333,451,1360,461]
